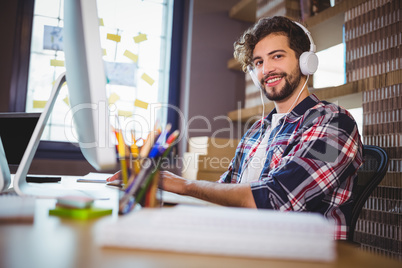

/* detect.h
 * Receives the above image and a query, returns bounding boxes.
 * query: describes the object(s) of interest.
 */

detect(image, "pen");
[130,130,140,175]
[148,124,171,158]
[117,128,129,188]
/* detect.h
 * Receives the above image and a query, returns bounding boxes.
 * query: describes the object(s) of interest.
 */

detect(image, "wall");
[180,0,249,145]
[0,1,19,112]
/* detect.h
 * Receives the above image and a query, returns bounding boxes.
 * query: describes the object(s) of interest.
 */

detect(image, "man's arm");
[160,171,257,208]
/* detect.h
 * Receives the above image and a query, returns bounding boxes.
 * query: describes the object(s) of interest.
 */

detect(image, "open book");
[96,205,335,262]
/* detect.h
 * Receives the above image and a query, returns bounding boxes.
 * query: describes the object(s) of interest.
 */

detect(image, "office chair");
[348,145,389,242]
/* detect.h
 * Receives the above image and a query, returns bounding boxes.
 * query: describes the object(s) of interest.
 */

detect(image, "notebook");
[96,205,336,262]
[0,192,36,223]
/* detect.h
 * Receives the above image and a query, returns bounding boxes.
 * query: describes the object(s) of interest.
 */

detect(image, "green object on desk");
[49,206,112,220]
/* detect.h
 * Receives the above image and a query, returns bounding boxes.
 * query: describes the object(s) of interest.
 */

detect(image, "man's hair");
[234,16,310,72]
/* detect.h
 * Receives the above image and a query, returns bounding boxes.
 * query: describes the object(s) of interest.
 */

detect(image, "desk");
[0,176,400,268]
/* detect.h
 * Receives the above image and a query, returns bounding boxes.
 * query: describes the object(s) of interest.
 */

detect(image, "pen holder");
[118,157,164,215]
[140,170,163,208]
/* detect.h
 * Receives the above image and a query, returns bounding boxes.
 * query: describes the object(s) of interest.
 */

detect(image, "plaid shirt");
[219,94,363,240]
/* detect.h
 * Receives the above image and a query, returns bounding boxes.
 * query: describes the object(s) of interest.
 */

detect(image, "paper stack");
[182,137,239,182]
[97,205,336,262]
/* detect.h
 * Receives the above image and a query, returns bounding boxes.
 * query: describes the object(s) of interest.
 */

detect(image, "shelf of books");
[227,69,402,122]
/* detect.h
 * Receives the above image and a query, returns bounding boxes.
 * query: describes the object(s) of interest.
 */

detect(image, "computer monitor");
[63,0,116,171]
[12,0,117,197]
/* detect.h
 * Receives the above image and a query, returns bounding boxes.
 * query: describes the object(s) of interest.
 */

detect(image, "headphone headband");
[293,21,318,75]
[293,21,316,53]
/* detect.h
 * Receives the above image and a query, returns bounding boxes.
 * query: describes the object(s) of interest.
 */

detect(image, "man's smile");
[264,75,283,87]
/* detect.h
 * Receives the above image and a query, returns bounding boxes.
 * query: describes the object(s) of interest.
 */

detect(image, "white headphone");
[293,21,318,76]
[247,21,318,83]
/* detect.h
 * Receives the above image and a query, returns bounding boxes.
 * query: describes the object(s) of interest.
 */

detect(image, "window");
[26,0,174,145]
[313,43,346,89]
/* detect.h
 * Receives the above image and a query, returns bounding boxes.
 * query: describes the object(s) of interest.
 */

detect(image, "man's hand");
[106,171,121,182]
[159,170,189,195]
[160,171,256,208]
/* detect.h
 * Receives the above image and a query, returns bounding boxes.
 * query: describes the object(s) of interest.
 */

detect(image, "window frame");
[9,0,184,160]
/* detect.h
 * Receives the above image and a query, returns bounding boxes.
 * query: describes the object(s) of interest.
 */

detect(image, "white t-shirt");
[240,113,287,183]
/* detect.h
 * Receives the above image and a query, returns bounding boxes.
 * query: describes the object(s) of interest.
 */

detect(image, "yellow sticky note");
[134,99,149,110]
[118,110,133,117]
[123,50,138,63]
[99,18,104,26]
[50,59,65,67]
[107,33,121,42]
[102,48,107,56]
[108,93,120,105]
[141,73,155,86]
[63,96,70,106]
[33,100,47,109]
[133,33,147,43]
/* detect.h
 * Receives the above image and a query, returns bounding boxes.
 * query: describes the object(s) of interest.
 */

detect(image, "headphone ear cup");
[299,51,318,75]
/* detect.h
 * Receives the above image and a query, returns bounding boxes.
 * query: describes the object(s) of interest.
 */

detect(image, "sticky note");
[51,81,67,87]
[118,110,133,117]
[107,33,121,42]
[50,59,65,67]
[108,93,120,104]
[99,18,104,26]
[124,50,138,63]
[63,96,70,106]
[33,100,47,109]
[141,73,155,86]
[133,33,147,43]
[49,206,112,220]
[134,99,149,110]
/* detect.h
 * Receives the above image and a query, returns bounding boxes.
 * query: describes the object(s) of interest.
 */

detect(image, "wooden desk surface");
[0,177,400,268]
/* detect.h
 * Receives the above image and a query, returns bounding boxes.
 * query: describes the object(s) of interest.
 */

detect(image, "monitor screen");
[0,113,40,167]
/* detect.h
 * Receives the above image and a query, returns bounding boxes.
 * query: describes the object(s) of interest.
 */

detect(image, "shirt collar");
[264,94,320,123]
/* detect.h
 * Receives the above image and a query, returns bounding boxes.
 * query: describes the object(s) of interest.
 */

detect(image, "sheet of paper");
[76,172,113,183]
[104,61,136,87]
[97,205,336,262]
[43,25,64,51]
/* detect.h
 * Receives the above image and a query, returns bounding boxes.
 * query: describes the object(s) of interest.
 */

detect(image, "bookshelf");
[227,58,242,72]
[229,0,256,22]
[228,69,402,122]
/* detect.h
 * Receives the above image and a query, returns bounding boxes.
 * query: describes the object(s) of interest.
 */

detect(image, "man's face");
[252,34,302,102]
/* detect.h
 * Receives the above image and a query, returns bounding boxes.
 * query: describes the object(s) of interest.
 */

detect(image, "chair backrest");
[348,145,389,242]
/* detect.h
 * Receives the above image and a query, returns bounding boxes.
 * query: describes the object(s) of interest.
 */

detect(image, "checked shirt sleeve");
[251,106,363,217]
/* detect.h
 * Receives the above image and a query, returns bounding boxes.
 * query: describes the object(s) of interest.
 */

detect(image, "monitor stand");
[12,73,111,199]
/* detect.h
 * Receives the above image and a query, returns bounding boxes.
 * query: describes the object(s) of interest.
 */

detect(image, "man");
[111,16,363,240]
